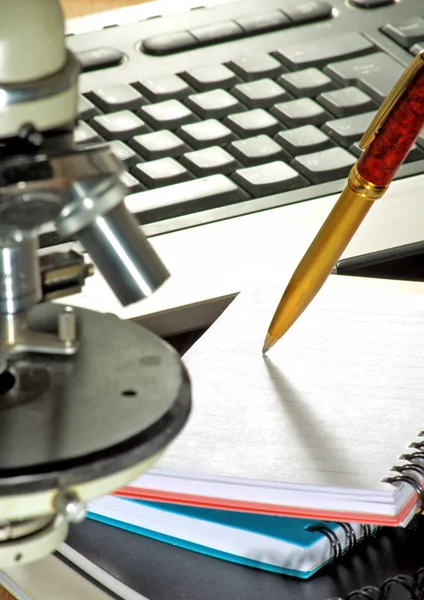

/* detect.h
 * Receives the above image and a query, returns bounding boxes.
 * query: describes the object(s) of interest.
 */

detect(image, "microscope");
[0,0,190,567]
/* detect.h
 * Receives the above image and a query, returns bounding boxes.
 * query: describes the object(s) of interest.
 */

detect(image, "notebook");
[115,276,424,527]
[88,495,378,579]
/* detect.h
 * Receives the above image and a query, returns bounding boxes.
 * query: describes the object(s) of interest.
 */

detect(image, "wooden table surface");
[60,0,147,18]
[0,2,149,597]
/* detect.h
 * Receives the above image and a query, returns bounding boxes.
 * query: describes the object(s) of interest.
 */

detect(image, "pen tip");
[262,333,277,355]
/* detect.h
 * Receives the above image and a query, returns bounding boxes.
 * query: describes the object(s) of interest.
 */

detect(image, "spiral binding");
[325,435,424,600]
[306,523,379,566]
[329,566,424,600]
[385,446,424,507]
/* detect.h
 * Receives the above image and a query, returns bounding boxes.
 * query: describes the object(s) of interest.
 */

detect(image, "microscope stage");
[0,304,190,496]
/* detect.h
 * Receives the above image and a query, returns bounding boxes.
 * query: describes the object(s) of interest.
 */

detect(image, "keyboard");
[61,0,424,334]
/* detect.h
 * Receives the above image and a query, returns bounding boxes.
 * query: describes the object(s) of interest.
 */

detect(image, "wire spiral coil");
[385,448,424,506]
[328,566,424,600]
[306,523,379,566]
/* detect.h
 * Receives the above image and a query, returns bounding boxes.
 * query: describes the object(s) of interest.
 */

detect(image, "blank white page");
[156,276,424,492]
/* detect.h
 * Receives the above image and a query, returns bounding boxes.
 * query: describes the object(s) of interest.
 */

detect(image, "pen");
[262,50,424,354]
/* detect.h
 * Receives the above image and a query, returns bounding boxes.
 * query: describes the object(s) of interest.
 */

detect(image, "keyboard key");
[132,158,193,188]
[76,48,124,72]
[227,54,283,81]
[125,175,249,223]
[414,130,424,149]
[181,147,240,176]
[274,32,374,70]
[139,100,197,130]
[323,111,376,147]
[229,135,291,166]
[350,0,393,5]
[142,31,197,55]
[232,78,289,108]
[92,110,149,141]
[74,121,103,146]
[224,109,281,137]
[78,96,100,120]
[178,119,235,149]
[234,161,306,197]
[189,21,243,44]
[120,171,144,194]
[283,1,333,25]
[271,98,331,127]
[292,147,356,183]
[349,141,424,163]
[382,20,424,48]
[400,144,424,163]
[324,53,404,103]
[317,86,376,117]
[109,140,140,167]
[180,65,239,91]
[130,130,190,160]
[186,89,245,119]
[88,84,145,113]
[236,10,290,34]
[411,43,424,56]
[135,75,193,102]
[276,125,334,155]
[278,68,336,98]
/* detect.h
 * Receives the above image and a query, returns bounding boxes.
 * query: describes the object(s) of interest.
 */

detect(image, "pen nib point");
[262,334,277,355]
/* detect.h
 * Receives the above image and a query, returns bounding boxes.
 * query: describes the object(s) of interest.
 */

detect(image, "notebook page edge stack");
[119,276,424,526]
[87,495,379,580]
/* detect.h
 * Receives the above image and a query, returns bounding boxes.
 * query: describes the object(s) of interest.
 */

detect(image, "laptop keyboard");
[54,0,424,249]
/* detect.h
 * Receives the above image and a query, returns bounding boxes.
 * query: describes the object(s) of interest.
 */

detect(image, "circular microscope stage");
[0,304,190,497]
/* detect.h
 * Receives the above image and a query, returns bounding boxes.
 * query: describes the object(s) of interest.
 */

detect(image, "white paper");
[155,276,424,494]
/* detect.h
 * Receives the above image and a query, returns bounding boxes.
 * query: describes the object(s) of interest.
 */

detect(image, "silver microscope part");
[0,238,42,314]
[55,157,169,305]
[54,491,87,524]
[57,175,127,238]
[0,146,170,307]
[58,306,77,345]
[0,307,78,357]
[78,202,170,306]
[0,147,123,235]
[0,235,78,355]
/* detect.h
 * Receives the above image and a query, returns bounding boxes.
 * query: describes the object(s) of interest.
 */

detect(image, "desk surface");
[60,0,147,18]
[0,2,148,598]
[67,516,424,600]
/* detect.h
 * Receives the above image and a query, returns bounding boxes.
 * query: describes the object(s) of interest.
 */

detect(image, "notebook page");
[156,276,424,492]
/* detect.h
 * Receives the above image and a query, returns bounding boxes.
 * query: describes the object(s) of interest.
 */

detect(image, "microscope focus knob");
[0,0,66,84]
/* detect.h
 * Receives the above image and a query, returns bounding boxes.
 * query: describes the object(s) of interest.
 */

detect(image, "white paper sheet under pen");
[128,276,424,522]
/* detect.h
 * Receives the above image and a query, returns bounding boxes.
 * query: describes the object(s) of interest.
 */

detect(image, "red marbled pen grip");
[357,69,424,186]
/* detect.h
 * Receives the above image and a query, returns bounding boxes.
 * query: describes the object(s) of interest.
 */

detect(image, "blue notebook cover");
[88,496,371,579]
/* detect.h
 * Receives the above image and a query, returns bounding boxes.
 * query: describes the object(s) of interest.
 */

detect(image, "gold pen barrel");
[267,167,388,345]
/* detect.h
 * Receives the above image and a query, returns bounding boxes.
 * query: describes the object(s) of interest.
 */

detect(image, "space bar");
[125,175,248,224]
